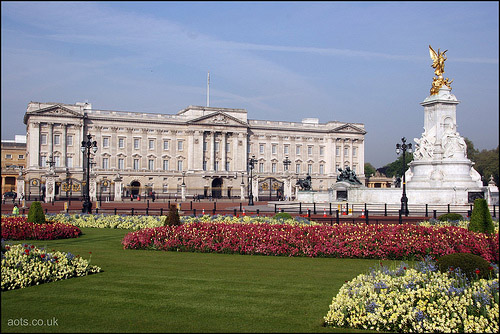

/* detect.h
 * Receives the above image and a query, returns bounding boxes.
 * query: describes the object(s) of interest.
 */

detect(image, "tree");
[364,163,376,177]
[382,153,414,178]
[464,137,498,186]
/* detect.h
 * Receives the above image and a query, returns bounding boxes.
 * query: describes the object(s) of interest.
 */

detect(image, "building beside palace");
[21,101,366,202]
[1,135,27,195]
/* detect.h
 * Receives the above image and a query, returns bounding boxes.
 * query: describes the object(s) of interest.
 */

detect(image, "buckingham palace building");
[21,101,366,202]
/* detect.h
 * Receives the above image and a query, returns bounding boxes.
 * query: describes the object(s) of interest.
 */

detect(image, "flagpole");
[207,71,210,107]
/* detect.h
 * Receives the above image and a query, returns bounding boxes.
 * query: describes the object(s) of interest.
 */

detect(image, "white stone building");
[22,101,365,202]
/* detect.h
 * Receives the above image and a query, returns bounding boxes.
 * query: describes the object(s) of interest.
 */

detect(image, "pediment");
[187,111,248,127]
[24,105,83,123]
[332,124,366,134]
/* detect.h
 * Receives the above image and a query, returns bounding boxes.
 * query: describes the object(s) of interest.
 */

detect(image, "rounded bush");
[437,252,492,279]
[437,213,463,222]
[273,212,293,220]
[27,201,46,225]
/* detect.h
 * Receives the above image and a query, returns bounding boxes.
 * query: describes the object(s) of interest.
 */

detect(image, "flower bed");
[1,242,101,291]
[121,222,499,262]
[323,257,499,333]
[1,217,82,240]
[46,213,312,230]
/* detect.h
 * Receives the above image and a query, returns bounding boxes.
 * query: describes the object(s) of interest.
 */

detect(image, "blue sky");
[1,1,498,168]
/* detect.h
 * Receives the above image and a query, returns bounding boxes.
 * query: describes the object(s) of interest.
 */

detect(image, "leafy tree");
[473,146,499,186]
[382,153,414,178]
[464,137,478,161]
[364,163,376,177]
[464,137,498,186]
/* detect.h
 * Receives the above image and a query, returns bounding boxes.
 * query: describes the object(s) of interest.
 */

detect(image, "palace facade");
[22,101,366,202]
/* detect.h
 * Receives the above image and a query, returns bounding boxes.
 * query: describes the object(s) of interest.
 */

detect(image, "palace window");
[308,164,313,175]
[134,139,140,149]
[102,158,109,170]
[177,160,183,171]
[259,144,265,154]
[102,137,109,148]
[133,159,139,170]
[319,164,324,175]
[319,146,324,156]
[118,158,124,170]
[259,162,264,173]
[54,134,60,145]
[41,134,47,145]
[272,144,277,154]
[67,135,73,146]
[163,160,169,171]
[308,146,313,156]
[336,146,340,156]
[295,164,301,174]
[118,138,125,149]
[177,140,183,151]
[272,162,277,173]
[296,145,301,155]
[148,159,154,170]
[226,161,230,171]
[284,145,289,155]
[40,156,47,167]
[163,140,169,150]
[67,156,73,168]
[149,140,155,150]
[54,156,60,167]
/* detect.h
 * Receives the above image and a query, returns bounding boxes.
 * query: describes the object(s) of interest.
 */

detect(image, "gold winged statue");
[429,45,453,95]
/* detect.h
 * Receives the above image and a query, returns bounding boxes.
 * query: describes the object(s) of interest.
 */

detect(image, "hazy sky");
[1,1,498,168]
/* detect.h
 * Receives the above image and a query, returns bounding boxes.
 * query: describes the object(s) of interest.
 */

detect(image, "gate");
[258,177,284,201]
[98,179,114,202]
[59,178,83,200]
[28,178,43,201]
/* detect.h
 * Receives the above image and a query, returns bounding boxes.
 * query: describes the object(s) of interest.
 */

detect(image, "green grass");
[1,228,386,333]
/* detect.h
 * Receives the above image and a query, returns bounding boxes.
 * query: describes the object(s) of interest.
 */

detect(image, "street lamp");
[283,156,291,172]
[248,155,257,205]
[395,137,413,216]
[81,134,98,213]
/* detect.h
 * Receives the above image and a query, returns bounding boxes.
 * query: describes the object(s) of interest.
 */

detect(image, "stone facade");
[22,102,366,201]
[1,136,27,195]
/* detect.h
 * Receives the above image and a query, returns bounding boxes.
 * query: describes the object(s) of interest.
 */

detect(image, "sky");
[1,1,498,168]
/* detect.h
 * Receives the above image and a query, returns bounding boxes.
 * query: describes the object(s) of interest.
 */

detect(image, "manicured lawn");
[1,228,384,333]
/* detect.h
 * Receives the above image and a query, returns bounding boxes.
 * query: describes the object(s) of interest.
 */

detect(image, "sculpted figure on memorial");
[441,127,466,159]
[429,45,453,95]
[413,131,435,160]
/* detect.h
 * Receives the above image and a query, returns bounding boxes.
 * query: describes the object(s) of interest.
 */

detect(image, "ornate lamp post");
[283,156,291,172]
[81,134,98,213]
[248,155,257,205]
[395,137,413,216]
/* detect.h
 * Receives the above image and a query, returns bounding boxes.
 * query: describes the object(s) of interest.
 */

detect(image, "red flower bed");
[122,222,499,262]
[1,217,82,240]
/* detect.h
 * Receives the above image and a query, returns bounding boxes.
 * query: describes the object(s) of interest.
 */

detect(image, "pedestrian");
[12,204,19,216]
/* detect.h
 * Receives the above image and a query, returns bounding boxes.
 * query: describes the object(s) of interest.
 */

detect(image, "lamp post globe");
[395,137,412,217]
[248,155,256,206]
[81,134,97,214]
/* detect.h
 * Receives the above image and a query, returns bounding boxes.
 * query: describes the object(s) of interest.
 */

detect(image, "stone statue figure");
[429,45,453,95]
[296,174,312,191]
[336,167,362,185]
[442,127,466,159]
[413,131,435,160]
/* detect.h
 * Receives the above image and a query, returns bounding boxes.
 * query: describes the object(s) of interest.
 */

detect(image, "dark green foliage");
[27,201,46,224]
[164,204,181,226]
[437,252,492,280]
[364,163,376,177]
[464,138,499,186]
[273,212,293,220]
[469,198,494,234]
[438,213,464,222]
[382,152,414,178]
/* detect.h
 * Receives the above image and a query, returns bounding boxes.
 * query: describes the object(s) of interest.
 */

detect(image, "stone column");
[62,124,67,167]
[29,122,40,168]
[181,183,186,201]
[44,172,56,203]
[48,123,54,158]
[240,179,245,200]
[221,132,227,171]
[187,131,194,171]
[89,173,97,202]
[209,132,215,171]
[114,174,123,201]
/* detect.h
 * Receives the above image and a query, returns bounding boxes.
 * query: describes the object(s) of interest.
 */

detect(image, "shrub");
[273,212,293,220]
[164,204,181,226]
[469,198,494,234]
[437,252,492,279]
[27,201,46,225]
[437,213,463,222]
